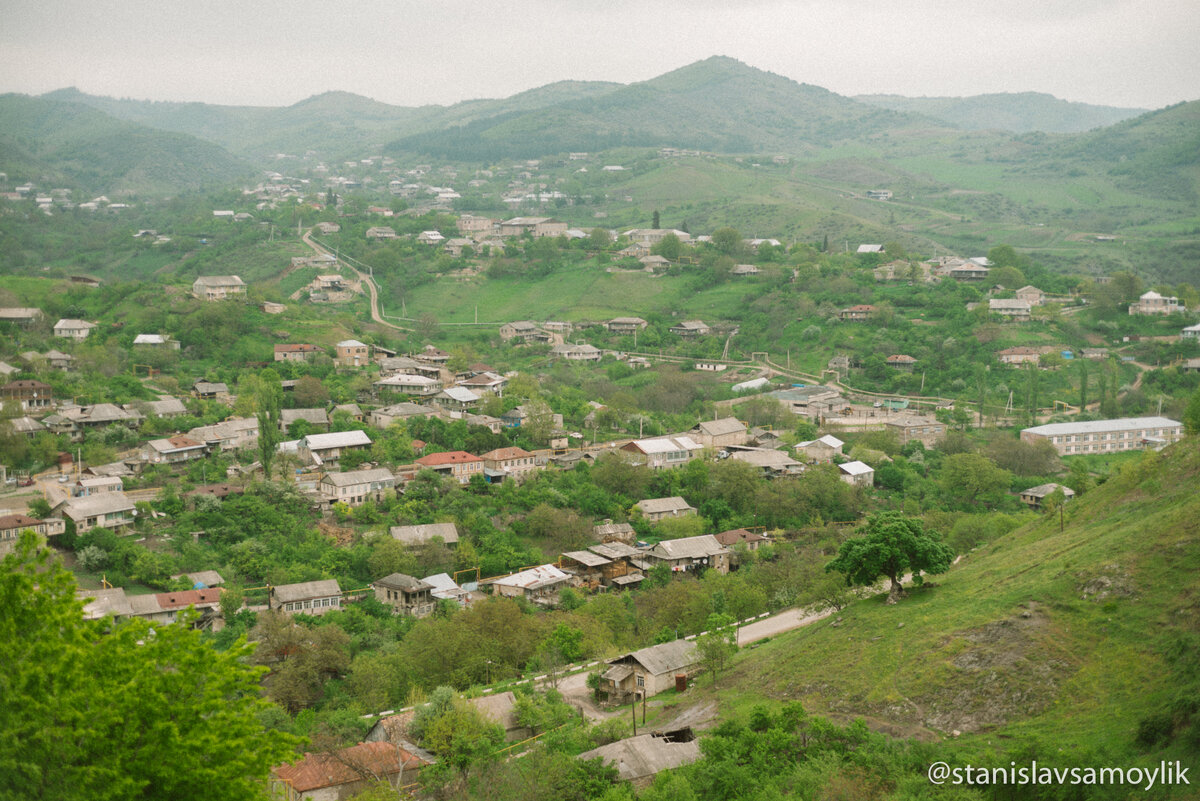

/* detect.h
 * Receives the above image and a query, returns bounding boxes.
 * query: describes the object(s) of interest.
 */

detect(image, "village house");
[886,354,917,372]
[457,371,508,395]
[997,346,1042,365]
[0,307,43,326]
[300,430,372,467]
[838,460,875,488]
[606,317,649,333]
[768,385,844,417]
[53,318,97,341]
[838,305,876,322]
[132,334,180,349]
[621,436,703,470]
[594,520,637,544]
[365,225,397,240]
[372,573,435,617]
[416,230,445,245]
[1015,285,1046,305]
[335,339,368,367]
[715,528,769,553]
[498,216,568,238]
[487,564,571,606]
[269,579,342,616]
[551,343,603,361]
[457,214,497,236]
[498,320,549,342]
[142,435,209,465]
[1181,323,1200,341]
[280,408,330,433]
[74,475,123,497]
[691,417,748,449]
[577,730,701,788]
[0,514,65,555]
[192,380,232,402]
[389,522,459,548]
[45,403,143,442]
[643,534,730,574]
[442,237,475,257]
[260,301,286,314]
[188,416,260,451]
[948,264,989,281]
[273,344,322,362]
[1019,482,1076,509]
[731,263,759,276]
[378,356,441,379]
[885,417,945,447]
[415,345,451,365]
[314,221,340,234]
[126,588,225,630]
[1081,347,1110,360]
[1,380,53,411]
[795,434,845,463]
[729,447,804,476]
[623,228,692,247]
[1130,290,1186,316]
[191,275,246,301]
[586,541,646,588]
[270,741,431,800]
[414,450,483,484]
[433,387,481,412]
[669,320,710,337]
[58,492,135,533]
[558,550,614,591]
[375,374,443,396]
[480,446,538,482]
[600,640,700,704]
[634,496,697,522]
[988,298,1033,321]
[370,402,439,428]
[1020,416,1183,455]
[319,467,396,507]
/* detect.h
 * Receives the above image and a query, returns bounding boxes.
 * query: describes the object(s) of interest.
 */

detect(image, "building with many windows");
[1020,417,1183,455]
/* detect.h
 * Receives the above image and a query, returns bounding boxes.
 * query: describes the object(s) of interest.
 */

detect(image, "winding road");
[301,229,409,332]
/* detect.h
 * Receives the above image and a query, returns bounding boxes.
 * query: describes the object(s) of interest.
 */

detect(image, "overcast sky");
[1,0,1196,110]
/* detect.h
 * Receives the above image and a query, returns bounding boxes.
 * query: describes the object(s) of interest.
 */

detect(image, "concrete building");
[1020,417,1183,455]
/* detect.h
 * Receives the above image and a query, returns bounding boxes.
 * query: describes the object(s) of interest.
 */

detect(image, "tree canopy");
[0,533,302,801]
[824,512,955,604]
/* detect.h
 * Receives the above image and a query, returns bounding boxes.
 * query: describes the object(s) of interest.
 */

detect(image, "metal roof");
[1023,416,1181,437]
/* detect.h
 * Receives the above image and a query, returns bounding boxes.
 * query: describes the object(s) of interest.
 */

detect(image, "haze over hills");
[0,93,251,196]
[854,92,1148,134]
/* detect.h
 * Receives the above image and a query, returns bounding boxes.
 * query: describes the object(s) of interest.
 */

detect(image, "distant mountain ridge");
[0,93,250,196]
[854,91,1148,133]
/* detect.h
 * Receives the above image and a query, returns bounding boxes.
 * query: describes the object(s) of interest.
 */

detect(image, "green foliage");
[825,511,955,602]
[0,534,301,800]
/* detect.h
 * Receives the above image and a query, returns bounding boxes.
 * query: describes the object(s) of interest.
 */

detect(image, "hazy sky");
[1,0,1196,110]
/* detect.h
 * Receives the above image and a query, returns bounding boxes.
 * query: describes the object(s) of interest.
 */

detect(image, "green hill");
[855,92,1149,133]
[388,56,938,160]
[0,94,250,196]
[708,443,1200,762]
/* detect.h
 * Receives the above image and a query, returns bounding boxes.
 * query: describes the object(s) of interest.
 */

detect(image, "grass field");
[398,264,768,324]
[675,443,1200,766]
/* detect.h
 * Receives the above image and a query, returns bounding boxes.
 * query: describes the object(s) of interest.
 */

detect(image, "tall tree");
[825,512,955,604]
[0,534,301,800]
[652,209,661,229]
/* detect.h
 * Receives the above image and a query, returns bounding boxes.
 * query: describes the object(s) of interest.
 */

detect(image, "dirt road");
[301,230,408,331]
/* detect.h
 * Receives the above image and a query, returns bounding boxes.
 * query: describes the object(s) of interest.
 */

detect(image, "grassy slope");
[398,264,770,324]
[687,442,1200,761]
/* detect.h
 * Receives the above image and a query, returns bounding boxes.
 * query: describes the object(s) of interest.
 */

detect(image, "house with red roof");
[270,740,432,800]
[415,451,483,484]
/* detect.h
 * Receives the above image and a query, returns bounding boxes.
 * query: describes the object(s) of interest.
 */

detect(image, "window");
[636,674,645,688]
